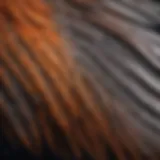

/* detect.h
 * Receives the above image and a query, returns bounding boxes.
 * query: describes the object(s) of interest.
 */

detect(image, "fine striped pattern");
[1,0,160,159]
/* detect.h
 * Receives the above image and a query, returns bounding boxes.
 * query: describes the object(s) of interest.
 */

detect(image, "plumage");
[1,0,160,159]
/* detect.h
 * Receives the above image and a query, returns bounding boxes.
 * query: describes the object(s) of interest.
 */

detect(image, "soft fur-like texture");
[1,0,160,160]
